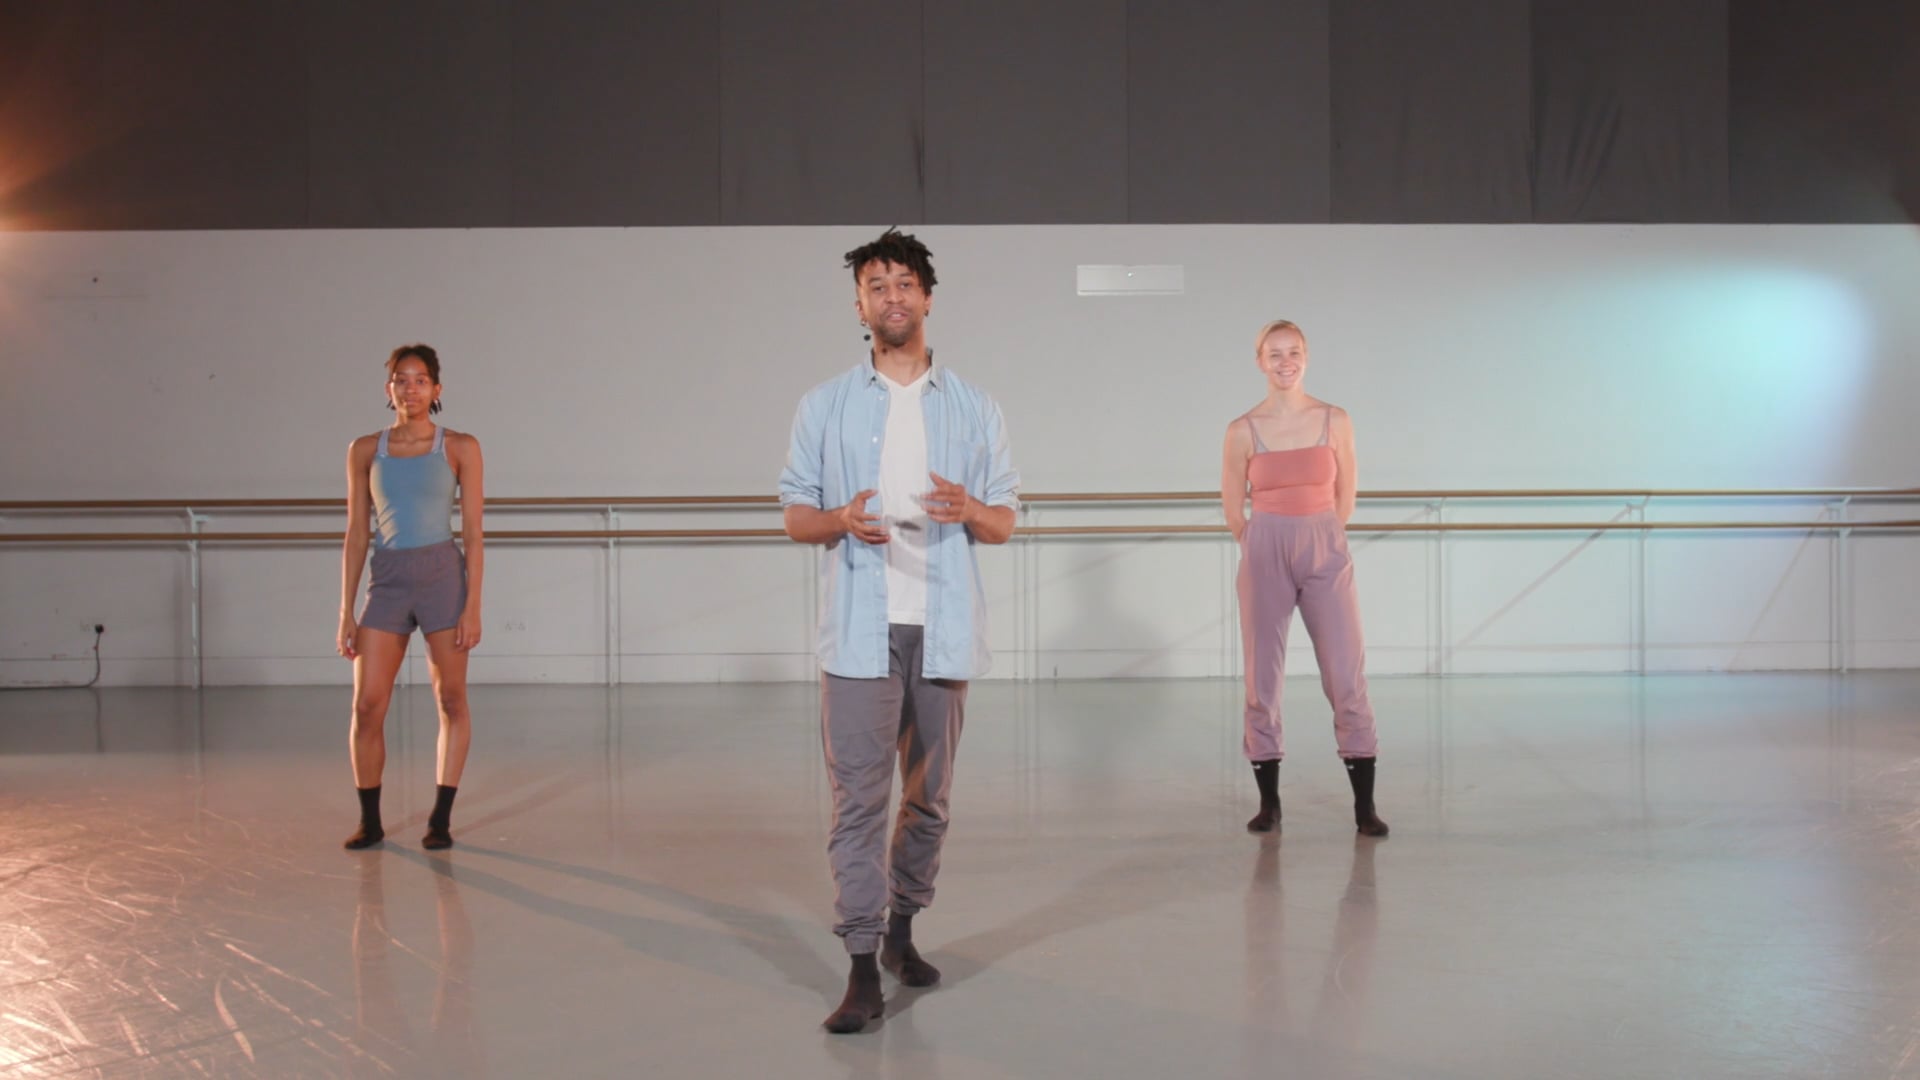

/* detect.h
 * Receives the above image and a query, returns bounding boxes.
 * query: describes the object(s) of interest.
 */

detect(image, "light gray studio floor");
[3,673,1918,1079]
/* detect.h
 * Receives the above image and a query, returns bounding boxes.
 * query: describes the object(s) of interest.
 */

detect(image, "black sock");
[881,912,941,987]
[344,786,384,849]
[824,953,885,1033]
[422,785,457,849]
[1246,760,1280,833]
[1253,761,1279,807]
[428,785,457,831]
[1344,757,1390,838]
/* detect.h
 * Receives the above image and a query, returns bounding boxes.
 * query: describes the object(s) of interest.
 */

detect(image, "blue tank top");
[370,426,456,551]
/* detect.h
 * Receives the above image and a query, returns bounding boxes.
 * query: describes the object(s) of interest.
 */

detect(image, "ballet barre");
[5,486,1919,514]
[3,519,1919,543]
[6,489,1913,685]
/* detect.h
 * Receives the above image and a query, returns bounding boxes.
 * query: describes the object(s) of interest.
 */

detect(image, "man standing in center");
[779,228,1021,1034]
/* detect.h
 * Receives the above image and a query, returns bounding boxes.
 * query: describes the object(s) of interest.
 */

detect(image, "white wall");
[3,225,1917,686]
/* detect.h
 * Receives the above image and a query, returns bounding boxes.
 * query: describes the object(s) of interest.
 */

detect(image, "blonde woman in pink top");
[1221,320,1388,838]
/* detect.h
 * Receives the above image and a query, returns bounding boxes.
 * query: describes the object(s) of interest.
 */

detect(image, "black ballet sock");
[344,785,384,849]
[423,785,457,850]
[887,910,914,944]
[823,953,884,1033]
[881,911,941,987]
[1246,760,1281,833]
[1344,757,1390,838]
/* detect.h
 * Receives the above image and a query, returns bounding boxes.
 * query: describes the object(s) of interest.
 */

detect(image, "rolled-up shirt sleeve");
[981,399,1020,510]
[777,395,825,509]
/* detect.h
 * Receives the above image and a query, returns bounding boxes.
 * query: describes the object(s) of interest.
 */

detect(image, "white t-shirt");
[879,369,932,625]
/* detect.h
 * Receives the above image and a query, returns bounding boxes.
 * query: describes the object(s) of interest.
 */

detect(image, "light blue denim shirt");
[778,359,1020,680]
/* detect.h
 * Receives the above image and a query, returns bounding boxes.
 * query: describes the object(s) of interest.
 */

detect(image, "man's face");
[854,259,931,348]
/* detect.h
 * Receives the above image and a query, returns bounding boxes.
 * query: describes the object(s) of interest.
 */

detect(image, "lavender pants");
[1238,510,1379,761]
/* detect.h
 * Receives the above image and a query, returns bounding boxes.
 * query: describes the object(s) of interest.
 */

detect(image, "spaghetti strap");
[376,429,391,458]
[1246,416,1268,454]
[431,425,445,455]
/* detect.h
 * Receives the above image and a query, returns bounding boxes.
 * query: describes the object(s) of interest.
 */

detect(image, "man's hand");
[925,473,975,526]
[839,490,889,544]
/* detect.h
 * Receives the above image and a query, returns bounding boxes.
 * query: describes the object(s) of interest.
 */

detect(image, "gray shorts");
[359,540,466,636]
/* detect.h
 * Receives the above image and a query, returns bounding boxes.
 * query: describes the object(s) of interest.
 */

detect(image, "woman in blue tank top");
[335,344,487,851]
